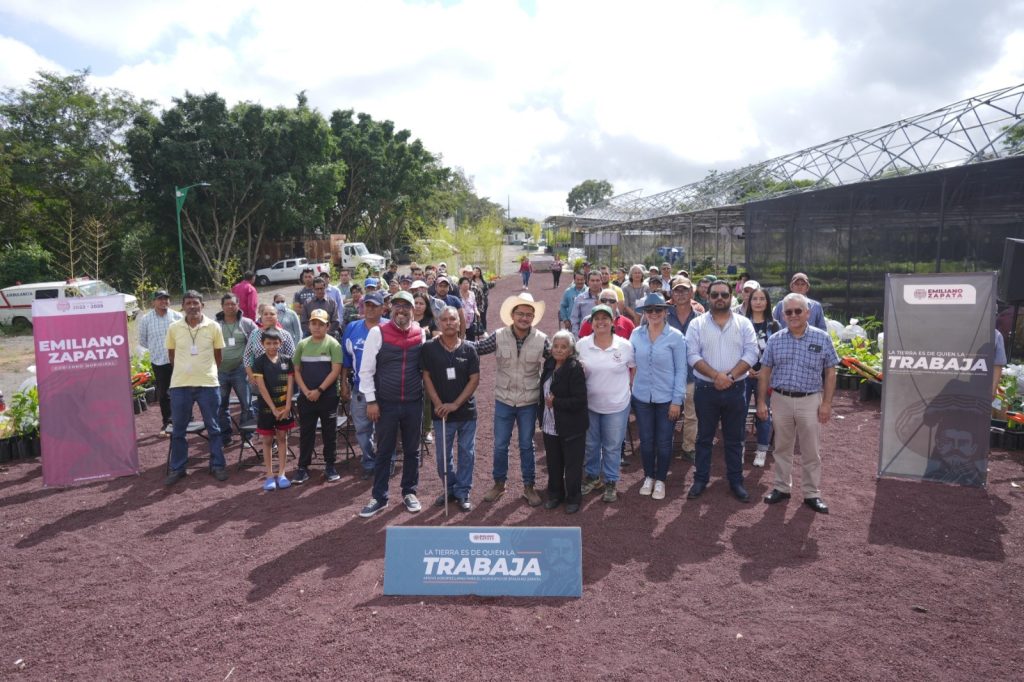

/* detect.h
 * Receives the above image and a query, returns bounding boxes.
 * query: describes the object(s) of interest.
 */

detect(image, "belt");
[775,389,815,398]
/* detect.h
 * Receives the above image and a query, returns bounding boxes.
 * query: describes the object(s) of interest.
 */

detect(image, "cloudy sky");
[2,0,1022,219]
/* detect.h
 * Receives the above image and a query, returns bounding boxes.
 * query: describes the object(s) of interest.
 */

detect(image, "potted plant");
[0,416,15,462]
[7,388,39,459]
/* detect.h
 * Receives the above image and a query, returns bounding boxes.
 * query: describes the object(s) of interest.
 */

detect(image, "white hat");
[743,279,760,291]
[499,292,546,327]
[410,280,428,290]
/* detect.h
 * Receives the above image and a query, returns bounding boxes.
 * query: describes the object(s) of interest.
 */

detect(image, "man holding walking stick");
[421,307,480,512]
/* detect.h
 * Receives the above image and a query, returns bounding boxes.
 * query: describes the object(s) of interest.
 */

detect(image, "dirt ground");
[1,271,1023,680]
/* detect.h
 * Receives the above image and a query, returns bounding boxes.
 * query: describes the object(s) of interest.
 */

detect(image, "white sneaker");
[639,477,654,496]
[404,494,422,513]
[652,481,666,500]
[425,431,434,444]
[753,449,768,467]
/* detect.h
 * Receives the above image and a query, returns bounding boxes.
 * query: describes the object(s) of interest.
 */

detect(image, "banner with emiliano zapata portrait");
[879,273,997,487]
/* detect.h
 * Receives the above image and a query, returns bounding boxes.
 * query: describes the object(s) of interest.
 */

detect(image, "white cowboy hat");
[499,292,546,327]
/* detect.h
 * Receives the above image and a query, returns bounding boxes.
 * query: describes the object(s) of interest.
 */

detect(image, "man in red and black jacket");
[356,291,427,518]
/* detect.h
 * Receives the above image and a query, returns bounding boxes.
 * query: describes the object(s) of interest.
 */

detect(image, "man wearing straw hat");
[421,307,480,512]
[473,292,549,506]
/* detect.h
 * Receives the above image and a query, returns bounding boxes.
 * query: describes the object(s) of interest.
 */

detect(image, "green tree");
[0,70,151,277]
[1002,122,1024,153]
[127,92,345,286]
[327,110,450,252]
[567,179,614,213]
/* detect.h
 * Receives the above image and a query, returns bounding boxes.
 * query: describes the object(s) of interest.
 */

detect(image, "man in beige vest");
[473,292,549,506]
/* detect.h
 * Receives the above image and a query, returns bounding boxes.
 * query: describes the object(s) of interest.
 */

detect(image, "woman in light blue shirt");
[629,293,688,501]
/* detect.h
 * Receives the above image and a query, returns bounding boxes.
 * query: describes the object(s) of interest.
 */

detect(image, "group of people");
[140,254,842,518]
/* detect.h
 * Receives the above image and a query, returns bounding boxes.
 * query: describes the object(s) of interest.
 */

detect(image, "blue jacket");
[559,284,586,323]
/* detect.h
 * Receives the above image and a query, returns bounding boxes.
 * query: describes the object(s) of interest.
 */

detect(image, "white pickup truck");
[338,242,386,271]
[254,258,331,286]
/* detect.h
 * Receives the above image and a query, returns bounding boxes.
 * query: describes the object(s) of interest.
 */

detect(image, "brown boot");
[521,485,542,507]
[483,481,506,503]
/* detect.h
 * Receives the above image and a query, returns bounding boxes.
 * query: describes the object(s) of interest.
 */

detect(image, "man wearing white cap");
[733,278,760,313]
[473,292,549,507]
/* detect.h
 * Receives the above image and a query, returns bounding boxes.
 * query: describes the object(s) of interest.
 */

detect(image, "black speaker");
[1001,238,1024,303]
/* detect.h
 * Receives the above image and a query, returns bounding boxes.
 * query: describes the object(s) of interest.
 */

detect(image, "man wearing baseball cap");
[341,291,388,481]
[772,273,827,331]
[358,290,428,517]
[291,308,343,484]
[137,289,182,435]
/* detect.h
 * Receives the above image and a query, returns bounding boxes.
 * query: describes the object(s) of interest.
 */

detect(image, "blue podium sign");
[383,526,582,597]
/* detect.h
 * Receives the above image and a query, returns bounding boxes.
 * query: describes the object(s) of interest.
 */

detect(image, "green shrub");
[0,242,52,288]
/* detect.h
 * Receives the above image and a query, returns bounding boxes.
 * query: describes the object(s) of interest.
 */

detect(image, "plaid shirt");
[761,325,840,393]
[137,308,182,365]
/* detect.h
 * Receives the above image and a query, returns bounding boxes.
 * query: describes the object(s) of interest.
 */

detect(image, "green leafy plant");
[7,388,39,438]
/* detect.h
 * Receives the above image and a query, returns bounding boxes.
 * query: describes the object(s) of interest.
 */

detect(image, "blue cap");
[363,292,384,306]
[364,278,379,288]
[635,293,670,311]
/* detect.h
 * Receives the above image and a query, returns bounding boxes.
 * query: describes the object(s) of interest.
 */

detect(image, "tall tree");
[567,179,614,213]
[127,93,345,286]
[327,110,449,251]
[0,70,151,269]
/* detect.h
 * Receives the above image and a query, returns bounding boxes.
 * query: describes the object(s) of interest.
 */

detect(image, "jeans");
[543,433,585,504]
[521,270,531,287]
[217,364,252,443]
[744,376,772,448]
[433,418,476,500]
[153,362,173,427]
[169,386,225,472]
[584,404,630,484]
[372,400,422,503]
[631,398,674,482]
[298,393,338,467]
[351,392,377,472]
[694,379,747,486]
[492,400,538,486]
[552,270,561,288]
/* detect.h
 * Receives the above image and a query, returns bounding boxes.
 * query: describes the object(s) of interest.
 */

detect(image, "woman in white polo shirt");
[577,304,635,503]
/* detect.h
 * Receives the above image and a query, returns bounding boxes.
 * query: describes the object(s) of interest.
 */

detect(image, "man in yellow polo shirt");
[164,290,228,485]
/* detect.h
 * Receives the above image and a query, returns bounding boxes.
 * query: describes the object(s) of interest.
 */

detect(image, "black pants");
[552,270,562,287]
[543,432,584,505]
[152,362,174,427]
[298,393,338,467]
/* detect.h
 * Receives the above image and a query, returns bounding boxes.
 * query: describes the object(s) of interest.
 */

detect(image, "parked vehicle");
[338,242,386,271]
[254,257,330,286]
[0,278,139,329]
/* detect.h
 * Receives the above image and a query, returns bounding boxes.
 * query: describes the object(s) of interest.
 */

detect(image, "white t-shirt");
[577,334,635,414]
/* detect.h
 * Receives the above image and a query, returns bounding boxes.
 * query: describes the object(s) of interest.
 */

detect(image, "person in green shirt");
[216,293,257,446]
[291,309,344,484]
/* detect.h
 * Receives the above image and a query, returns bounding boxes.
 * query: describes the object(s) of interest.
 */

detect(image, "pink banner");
[32,295,139,486]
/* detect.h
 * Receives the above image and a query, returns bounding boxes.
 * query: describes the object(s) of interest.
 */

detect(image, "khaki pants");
[682,381,696,452]
[770,392,822,498]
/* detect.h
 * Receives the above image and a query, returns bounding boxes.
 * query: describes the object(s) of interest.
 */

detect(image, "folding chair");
[164,421,209,474]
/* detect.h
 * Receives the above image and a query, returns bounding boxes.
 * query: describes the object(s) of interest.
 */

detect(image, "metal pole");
[935,175,947,273]
[442,417,449,518]
[175,186,188,293]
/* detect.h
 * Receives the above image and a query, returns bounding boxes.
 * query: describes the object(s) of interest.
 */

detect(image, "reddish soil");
[2,272,1023,680]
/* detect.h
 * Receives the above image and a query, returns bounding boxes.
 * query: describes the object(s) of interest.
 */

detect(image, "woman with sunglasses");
[743,287,779,467]
[629,293,687,500]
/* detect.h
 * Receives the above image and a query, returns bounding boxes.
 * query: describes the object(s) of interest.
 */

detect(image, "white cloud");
[0,35,62,89]
[1,0,1021,219]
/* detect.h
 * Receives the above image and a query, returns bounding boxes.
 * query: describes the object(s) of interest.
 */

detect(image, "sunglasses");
[645,308,666,314]
[599,298,617,304]
[708,291,731,299]
[784,308,805,316]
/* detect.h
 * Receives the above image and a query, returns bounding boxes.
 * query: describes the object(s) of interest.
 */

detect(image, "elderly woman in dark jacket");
[539,330,589,513]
